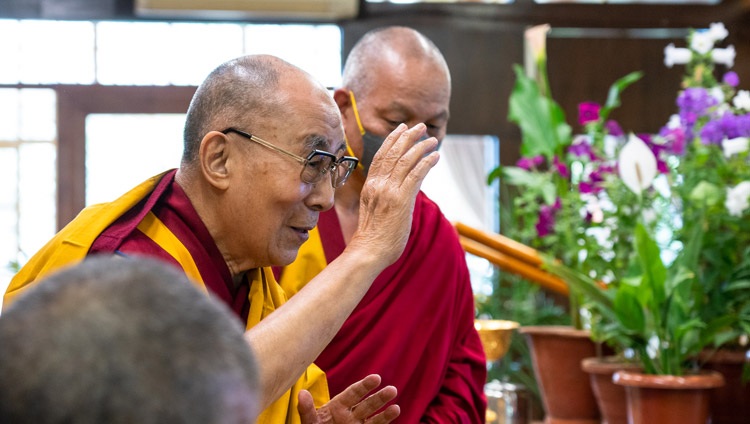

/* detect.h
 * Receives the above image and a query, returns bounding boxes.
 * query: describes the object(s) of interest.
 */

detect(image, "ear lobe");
[199,131,231,191]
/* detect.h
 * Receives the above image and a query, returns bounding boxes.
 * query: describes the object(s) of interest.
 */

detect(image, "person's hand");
[349,123,439,267]
[297,374,400,424]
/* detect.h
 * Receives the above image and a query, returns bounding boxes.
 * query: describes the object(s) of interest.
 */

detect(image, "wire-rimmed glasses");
[222,128,359,188]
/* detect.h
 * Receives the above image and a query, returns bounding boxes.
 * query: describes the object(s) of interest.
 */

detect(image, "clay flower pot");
[700,348,750,424]
[613,370,725,424]
[520,325,600,424]
[581,356,642,424]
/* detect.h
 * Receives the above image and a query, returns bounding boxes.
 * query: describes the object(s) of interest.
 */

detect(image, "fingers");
[350,385,398,421]
[364,405,401,424]
[367,123,440,187]
[297,390,320,424]
[331,374,382,407]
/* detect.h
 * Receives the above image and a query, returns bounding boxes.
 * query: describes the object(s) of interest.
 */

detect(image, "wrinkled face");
[221,74,345,269]
[342,56,451,182]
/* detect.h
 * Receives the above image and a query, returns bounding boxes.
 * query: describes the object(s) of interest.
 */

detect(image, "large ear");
[198,131,231,191]
[332,87,350,113]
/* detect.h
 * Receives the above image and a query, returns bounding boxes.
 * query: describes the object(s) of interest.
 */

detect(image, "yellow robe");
[4,172,329,424]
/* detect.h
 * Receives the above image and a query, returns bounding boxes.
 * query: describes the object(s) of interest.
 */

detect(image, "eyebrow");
[305,134,345,155]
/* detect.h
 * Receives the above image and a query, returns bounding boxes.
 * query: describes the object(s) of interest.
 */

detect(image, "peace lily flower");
[722,137,749,158]
[725,181,750,216]
[618,134,657,195]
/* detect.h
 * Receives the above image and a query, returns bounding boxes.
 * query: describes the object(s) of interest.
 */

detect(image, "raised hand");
[298,374,400,424]
[349,123,439,267]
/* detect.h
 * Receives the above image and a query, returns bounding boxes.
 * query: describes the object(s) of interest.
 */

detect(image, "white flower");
[618,134,658,196]
[712,46,736,68]
[646,335,660,359]
[664,43,691,68]
[666,114,682,129]
[691,31,715,55]
[710,86,725,104]
[708,22,729,42]
[733,90,750,111]
[722,137,750,158]
[725,181,750,217]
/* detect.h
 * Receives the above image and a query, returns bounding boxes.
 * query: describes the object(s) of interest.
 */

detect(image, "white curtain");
[421,134,499,233]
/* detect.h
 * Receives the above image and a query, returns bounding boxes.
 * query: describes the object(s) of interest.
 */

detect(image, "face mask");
[349,91,435,176]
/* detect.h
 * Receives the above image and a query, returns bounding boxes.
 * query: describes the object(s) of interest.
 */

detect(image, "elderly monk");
[1,256,263,424]
[278,27,487,423]
[4,55,439,424]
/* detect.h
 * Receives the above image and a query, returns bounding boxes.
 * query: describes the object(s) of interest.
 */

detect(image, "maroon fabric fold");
[314,192,487,423]
[89,170,249,322]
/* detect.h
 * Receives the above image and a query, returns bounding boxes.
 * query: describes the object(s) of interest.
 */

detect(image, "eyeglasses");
[222,128,359,188]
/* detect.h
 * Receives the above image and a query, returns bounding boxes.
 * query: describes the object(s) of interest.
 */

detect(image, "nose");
[305,176,335,212]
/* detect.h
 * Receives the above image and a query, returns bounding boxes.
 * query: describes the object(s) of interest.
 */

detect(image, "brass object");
[474,319,520,362]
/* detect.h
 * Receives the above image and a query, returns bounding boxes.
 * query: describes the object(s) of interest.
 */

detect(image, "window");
[0,20,342,298]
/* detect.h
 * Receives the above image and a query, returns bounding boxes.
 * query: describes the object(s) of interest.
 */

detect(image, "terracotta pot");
[519,325,600,424]
[581,356,642,424]
[613,370,725,424]
[700,348,750,424]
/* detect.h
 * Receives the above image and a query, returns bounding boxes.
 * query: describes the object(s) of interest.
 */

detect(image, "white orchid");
[618,134,657,196]
[712,45,736,68]
[664,43,691,68]
[708,22,729,42]
[691,31,715,55]
[733,90,750,111]
[723,137,750,158]
[725,181,750,216]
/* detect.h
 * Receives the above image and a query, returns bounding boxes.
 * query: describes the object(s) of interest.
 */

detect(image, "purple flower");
[699,112,750,144]
[553,156,569,178]
[535,198,561,237]
[517,155,544,170]
[605,120,624,137]
[568,140,596,160]
[723,71,740,87]
[659,126,687,155]
[677,88,718,127]
[579,102,601,126]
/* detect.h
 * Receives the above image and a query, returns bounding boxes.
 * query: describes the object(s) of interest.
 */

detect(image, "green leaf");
[689,181,722,207]
[502,166,551,189]
[634,223,667,305]
[614,288,646,333]
[600,71,643,121]
[508,65,572,159]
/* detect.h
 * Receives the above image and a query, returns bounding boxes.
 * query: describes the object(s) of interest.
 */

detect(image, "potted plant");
[493,23,646,423]
[495,22,750,424]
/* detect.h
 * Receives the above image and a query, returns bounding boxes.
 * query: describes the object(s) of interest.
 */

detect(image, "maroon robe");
[89,169,251,320]
[280,192,488,423]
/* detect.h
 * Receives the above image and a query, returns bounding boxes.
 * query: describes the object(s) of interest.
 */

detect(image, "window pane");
[85,114,184,205]
[166,23,245,85]
[0,20,21,83]
[97,21,246,86]
[17,142,56,263]
[17,20,95,84]
[19,89,56,141]
[245,24,342,88]
[97,22,174,85]
[0,89,21,140]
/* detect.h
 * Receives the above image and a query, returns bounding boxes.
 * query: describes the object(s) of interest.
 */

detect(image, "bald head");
[182,54,330,166]
[0,256,260,424]
[342,26,451,98]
